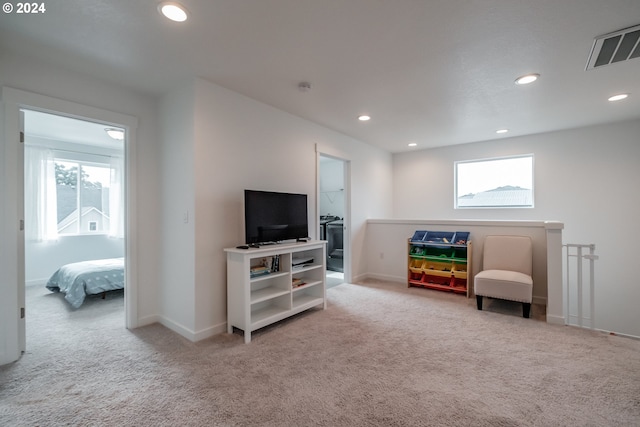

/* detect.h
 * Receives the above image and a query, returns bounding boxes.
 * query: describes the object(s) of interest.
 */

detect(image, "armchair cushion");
[475,269,533,303]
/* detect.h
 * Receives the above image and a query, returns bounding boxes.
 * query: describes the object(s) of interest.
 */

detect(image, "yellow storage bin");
[409,258,425,273]
[452,262,467,279]
[422,260,453,278]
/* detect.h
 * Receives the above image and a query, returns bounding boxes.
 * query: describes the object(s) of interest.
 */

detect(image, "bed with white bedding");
[46,257,125,308]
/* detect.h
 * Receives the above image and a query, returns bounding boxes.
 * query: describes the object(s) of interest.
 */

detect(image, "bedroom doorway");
[22,110,127,327]
[318,153,350,287]
[1,87,138,362]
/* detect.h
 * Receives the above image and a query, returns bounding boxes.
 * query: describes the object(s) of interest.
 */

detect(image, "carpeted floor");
[1,279,639,426]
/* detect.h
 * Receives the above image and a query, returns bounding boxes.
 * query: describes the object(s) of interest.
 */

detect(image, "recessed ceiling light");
[608,93,629,102]
[496,129,509,134]
[158,2,188,22]
[105,128,125,140]
[515,73,540,85]
[408,142,417,147]
[358,115,371,121]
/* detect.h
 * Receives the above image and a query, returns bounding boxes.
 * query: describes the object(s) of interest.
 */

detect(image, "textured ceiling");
[1,0,639,153]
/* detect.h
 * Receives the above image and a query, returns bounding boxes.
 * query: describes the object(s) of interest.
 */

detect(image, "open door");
[318,152,351,285]
[0,88,25,364]
[18,110,26,353]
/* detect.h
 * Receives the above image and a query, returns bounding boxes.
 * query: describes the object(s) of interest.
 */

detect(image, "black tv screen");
[244,190,309,244]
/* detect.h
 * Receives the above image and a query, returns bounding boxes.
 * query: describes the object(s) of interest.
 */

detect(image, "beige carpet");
[1,279,639,426]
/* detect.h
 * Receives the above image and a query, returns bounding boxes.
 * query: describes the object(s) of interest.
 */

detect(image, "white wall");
[390,119,640,337]
[0,50,161,365]
[158,81,197,336]
[26,236,125,285]
[158,78,393,340]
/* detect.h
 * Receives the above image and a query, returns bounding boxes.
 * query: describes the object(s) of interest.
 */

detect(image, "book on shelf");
[252,255,281,278]
[250,265,271,278]
[292,278,306,288]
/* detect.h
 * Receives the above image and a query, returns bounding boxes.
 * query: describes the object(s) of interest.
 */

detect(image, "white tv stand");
[224,240,327,343]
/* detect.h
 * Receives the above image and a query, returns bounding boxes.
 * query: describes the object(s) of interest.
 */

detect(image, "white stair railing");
[563,244,598,329]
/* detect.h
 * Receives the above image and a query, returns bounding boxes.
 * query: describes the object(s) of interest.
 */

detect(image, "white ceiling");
[23,110,124,149]
[1,0,639,153]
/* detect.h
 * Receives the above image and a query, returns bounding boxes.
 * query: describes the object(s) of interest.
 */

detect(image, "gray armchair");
[475,235,533,318]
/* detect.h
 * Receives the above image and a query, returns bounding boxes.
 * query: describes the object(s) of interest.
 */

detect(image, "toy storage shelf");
[225,241,327,343]
[408,230,472,297]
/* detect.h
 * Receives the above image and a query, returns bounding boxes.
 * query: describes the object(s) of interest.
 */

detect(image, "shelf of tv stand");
[251,306,290,330]
[292,263,322,273]
[250,270,289,283]
[292,279,322,291]
[225,240,327,343]
[250,286,290,305]
[292,293,324,311]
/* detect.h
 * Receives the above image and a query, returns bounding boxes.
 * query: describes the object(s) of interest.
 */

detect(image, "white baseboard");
[532,295,547,306]
[157,316,197,341]
[135,314,160,328]
[594,328,640,340]
[546,314,566,325]
[356,272,405,284]
[157,315,226,342]
[193,322,227,342]
[350,272,368,283]
[26,278,48,287]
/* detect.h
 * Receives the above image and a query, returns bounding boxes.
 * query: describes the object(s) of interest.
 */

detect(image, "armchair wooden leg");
[476,295,483,310]
[523,303,531,318]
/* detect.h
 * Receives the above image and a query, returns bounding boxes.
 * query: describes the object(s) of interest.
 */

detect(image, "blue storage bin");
[423,231,455,243]
[453,231,470,245]
[411,230,428,242]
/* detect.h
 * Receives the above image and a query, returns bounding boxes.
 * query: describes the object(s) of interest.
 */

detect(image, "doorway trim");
[1,87,138,364]
[316,147,351,284]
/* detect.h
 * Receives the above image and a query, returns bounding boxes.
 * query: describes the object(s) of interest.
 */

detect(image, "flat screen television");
[244,190,309,244]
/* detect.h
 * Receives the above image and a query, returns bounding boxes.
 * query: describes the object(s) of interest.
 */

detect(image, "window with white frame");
[455,155,534,208]
[54,159,112,234]
[24,144,123,241]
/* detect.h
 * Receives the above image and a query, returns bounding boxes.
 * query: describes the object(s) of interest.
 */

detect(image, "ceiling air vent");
[586,24,640,70]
